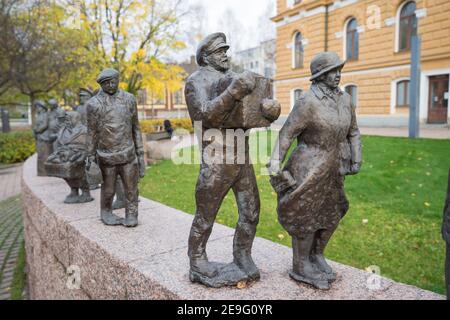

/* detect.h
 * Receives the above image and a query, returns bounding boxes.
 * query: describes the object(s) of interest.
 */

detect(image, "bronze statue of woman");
[268,52,362,290]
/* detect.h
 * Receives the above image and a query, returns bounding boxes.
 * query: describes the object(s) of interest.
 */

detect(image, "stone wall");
[22,154,444,300]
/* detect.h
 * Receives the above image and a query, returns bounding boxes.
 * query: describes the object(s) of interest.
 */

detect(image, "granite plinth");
[22,154,444,300]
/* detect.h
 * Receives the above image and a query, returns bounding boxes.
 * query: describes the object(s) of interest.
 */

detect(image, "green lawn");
[139,133,450,294]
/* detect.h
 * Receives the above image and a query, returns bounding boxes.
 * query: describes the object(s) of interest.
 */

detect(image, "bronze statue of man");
[185,33,280,287]
[442,169,450,300]
[46,111,94,204]
[32,101,50,176]
[268,52,362,290]
[47,99,64,144]
[86,68,145,227]
[74,88,93,125]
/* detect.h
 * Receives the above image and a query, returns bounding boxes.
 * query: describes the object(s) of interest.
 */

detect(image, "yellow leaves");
[424,202,431,207]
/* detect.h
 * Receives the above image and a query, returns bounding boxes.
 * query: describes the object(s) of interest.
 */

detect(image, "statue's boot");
[290,258,330,290]
[64,188,80,204]
[311,228,337,282]
[291,235,329,290]
[310,254,336,282]
[234,251,260,280]
[190,255,219,279]
[78,189,94,203]
[123,211,138,228]
[101,210,123,226]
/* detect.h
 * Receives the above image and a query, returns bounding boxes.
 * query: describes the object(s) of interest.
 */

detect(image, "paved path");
[0,163,24,300]
[0,196,23,300]
[0,164,22,202]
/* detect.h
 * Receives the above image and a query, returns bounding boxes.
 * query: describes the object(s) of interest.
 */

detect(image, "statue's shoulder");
[293,90,315,111]
[85,95,101,111]
[186,70,203,86]
[121,90,136,102]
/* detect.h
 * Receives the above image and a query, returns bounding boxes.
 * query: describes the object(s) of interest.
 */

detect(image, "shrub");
[0,131,36,164]
[140,118,193,134]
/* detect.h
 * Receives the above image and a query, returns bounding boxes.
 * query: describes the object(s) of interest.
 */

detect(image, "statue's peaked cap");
[196,32,230,66]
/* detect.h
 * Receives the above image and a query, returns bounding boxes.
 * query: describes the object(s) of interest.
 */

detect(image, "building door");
[428,75,449,124]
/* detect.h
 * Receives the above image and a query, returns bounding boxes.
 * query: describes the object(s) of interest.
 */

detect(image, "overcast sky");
[174,0,276,62]
[187,0,274,35]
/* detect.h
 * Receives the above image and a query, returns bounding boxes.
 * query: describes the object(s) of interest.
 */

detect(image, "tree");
[0,0,20,97]
[1,0,95,121]
[70,0,186,98]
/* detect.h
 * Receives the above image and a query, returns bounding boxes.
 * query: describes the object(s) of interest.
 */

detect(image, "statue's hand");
[228,71,256,100]
[138,155,146,178]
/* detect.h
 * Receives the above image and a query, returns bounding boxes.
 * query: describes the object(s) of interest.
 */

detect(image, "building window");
[345,85,358,107]
[293,32,304,69]
[294,89,302,102]
[398,1,417,52]
[345,18,359,61]
[396,80,410,108]
[174,89,183,105]
[137,89,147,105]
[291,88,303,109]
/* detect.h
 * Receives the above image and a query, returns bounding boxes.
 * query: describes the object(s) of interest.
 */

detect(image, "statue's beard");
[209,59,230,72]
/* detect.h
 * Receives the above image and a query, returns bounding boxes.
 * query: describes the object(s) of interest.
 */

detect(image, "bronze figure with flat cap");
[86,68,145,227]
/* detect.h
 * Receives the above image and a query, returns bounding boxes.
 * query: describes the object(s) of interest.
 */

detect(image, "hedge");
[0,131,36,164]
[140,118,193,134]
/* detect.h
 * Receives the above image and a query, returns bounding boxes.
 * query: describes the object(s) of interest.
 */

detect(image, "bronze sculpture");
[45,111,94,204]
[185,33,280,287]
[268,52,362,290]
[86,68,145,227]
[74,88,93,125]
[47,99,64,144]
[443,169,450,300]
[32,101,51,176]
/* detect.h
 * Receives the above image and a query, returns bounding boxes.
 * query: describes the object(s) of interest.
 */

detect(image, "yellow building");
[272,0,450,125]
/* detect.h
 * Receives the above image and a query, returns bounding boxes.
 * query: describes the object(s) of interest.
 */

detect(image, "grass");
[10,241,26,300]
[139,132,450,295]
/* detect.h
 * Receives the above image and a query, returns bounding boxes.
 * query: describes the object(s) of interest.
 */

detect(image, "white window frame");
[343,83,359,108]
[390,77,410,114]
[292,31,303,69]
[290,88,303,111]
[343,17,358,61]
